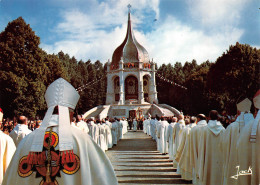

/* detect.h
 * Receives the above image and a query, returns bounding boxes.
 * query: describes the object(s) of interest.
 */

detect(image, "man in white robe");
[0,110,16,184]
[189,114,207,184]
[88,118,99,144]
[118,118,124,140]
[9,115,32,147]
[157,117,169,154]
[133,118,137,131]
[75,115,89,133]
[175,117,196,180]
[146,118,151,136]
[221,98,254,185]
[150,118,156,139]
[98,120,107,152]
[236,90,260,185]
[111,119,118,146]
[0,130,16,184]
[143,118,147,134]
[155,117,161,151]
[2,78,118,185]
[197,110,225,185]
[87,118,95,138]
[166,117,177,160]
[105,118,113,149]
[122,118,128,135]
[172,114,185,168]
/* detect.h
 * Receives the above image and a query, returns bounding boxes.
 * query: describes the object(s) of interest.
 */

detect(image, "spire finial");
[127,4,132,13]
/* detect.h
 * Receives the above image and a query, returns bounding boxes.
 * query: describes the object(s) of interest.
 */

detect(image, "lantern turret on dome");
[110,11,151,70]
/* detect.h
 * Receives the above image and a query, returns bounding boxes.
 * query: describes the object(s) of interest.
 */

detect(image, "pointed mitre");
[45,78,80,109]
[31,78,80,152]
[237,98,252,112]
[250,89,260,143]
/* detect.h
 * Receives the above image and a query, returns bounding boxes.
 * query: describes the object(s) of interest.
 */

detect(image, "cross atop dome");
[110,5,150,70]
[127,4,131,13]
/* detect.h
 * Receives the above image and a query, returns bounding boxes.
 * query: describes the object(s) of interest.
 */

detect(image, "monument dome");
[110,12,150,70]
[83,7,180,120]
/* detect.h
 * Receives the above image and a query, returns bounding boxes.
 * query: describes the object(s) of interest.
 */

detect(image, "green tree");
[183,61,212,114]
[0,17,48,118]
[207,42,260,114]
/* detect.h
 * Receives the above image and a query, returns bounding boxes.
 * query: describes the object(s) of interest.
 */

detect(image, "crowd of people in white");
[71,116,129,152]
[142,92,259,185]
[0,82,259,185]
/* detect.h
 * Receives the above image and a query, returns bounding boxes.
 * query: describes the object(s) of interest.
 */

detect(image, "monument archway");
[125,75,138,100]
[143,75,150,102]
[113,76,120,102]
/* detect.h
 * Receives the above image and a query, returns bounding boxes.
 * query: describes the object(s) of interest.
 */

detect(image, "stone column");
[106,61,114,105]
[119,59,125,105]
[139,72,145,104]
[150,62,158,104]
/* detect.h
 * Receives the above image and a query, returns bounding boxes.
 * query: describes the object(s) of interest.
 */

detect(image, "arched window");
[114,76,120,101]
[143,75,149,102]
[125,76,138,100]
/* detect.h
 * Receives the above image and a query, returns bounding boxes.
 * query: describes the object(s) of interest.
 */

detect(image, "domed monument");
[83,7,180,119]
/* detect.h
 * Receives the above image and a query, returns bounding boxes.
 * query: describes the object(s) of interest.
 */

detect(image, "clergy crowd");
[71,116,129,152]
[0,78,259,185]
[1,114,129,152]
[143,91,259,185]
[0,78,119,185]
[0,112,130,184]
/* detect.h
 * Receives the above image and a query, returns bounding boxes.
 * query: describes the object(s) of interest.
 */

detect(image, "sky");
[0,0,259,66]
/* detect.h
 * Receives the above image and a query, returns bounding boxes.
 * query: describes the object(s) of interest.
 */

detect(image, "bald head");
[197,114,206,121]
[18,116,27,125]
[172,117,178,122]
[178,114,184,120]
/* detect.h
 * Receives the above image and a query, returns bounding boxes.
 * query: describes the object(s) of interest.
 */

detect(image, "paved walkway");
[106,130,193,185]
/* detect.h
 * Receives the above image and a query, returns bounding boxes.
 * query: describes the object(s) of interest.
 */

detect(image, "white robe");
[146,119,151,136]
[157,120,169,153]
[220,113,254,185]
[88,121,95,138]
[143,120,147,134]
[2,125,118,185]
[105,121,113,149]
[156,120,161,151]
[98,124,107,152]
[166,122,176,160]
[0,131,16,184]
[133,120,137,131]
[111,122,118,145]
[150,119,156,139]
[236,111,260,185]
[9,124,32,147]
[118,121,123,140]
[75,120,89,133]
[88,122,99,144]
[197,120,225,185]
[172,120,185,168]
[122,120,128,135]
[175,123,196,180]
[189,120,207,184]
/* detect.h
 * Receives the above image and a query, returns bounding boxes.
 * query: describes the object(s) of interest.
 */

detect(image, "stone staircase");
[106,131,193,185]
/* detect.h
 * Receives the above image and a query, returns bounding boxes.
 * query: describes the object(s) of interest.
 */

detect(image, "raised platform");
[82,103,180,119]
